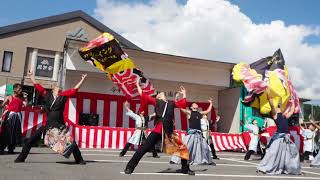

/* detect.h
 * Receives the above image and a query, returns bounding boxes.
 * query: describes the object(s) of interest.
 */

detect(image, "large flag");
[232,49,300,116]
[79,33,155,98]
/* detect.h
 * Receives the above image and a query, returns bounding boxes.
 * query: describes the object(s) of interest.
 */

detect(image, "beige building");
[0,10,240,133]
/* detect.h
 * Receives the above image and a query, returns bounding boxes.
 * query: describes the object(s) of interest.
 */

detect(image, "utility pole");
[312,104,314,120]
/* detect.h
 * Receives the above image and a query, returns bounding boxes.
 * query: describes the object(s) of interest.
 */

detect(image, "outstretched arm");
[181,108,191,115]
[174,86,187,109]
[0,96,9,108]
[284,101,295,119]
[149,112,156,119]
[28,71,47,96]
[310,120,320,130]
[179,86,186,99]
[22,92,28,107]
[181,108,191,119]
[73,74,87,90]
[216,115,221,123]
[124,101,130,111]
[124,101,141,121]
[200,98,213,115]
[137,85,156,113]
[60,74,87,97]
[28,70,37,85]
[136,77,143,96]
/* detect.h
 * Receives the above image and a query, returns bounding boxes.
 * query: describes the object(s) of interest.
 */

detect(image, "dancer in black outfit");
[124,78,194,175]
[14,71,87,164]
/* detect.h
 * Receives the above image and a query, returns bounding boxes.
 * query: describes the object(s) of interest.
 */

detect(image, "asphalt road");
[1,148,320,180]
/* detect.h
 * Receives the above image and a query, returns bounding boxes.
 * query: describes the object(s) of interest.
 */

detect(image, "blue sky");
[0,0,319,44]
[1,0,319,26]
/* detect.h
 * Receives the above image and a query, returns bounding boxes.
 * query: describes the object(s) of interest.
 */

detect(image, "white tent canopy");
[0,84,6,101]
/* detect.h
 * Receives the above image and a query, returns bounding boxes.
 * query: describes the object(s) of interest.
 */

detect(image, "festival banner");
[79,33,155,98]
[232,49,300,115]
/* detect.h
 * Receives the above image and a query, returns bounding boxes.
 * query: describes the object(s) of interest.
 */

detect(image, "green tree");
[304,104,320,121]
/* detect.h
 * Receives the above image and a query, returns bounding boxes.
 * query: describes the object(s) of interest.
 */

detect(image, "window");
[2,51,13,72]
[35,56,54,78]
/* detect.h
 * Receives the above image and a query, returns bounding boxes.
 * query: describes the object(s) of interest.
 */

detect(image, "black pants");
[15,126,83,162]
[125,132,188,172]
[209,143,217,157]
[120,136,158,157]
[0,113,22,152]
[244,150,255,160]
[302,151,313,161]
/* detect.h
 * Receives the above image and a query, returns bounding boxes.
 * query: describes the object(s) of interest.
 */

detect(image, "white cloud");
[94,0,320,99]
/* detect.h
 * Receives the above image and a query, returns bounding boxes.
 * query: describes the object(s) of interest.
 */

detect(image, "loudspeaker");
[79,113,99,126]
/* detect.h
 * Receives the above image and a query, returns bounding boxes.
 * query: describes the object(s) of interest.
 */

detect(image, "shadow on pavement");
[157,168,208,173]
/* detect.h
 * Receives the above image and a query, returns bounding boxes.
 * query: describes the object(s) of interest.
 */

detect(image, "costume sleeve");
[59,88,78,97]
[126,109,140,121]
[174,98,187,109]
[144,93,156,105]
[34,84,47,97]
[138,92,156,113]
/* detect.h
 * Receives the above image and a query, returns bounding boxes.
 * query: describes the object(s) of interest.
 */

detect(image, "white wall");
[218,87,241,133]
[65,70,220,107]
[65,41,233,88]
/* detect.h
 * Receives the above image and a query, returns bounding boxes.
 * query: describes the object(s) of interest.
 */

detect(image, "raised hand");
[175,92,180,101]
[81,74,87,80]
[136,77,142,95]
[74,74,87,89]
[179,86,186,98]
[27,70,34,77]
[124,101,130,108]
[208,97,213,104]
[28,70,37,84]
[136,77,141,84]
[216,116,220,122]
[22,92,28,98]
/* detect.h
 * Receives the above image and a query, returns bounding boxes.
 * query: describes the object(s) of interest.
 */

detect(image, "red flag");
[111,69,155,99]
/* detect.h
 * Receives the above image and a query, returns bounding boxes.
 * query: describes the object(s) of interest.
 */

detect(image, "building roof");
[65,38,236,68]
[0,10,142,50]
[300,98,311,103]
[127,48,236,67]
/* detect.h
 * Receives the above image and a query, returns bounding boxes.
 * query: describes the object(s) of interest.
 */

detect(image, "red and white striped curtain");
[19,92,247,151]
[65,92,217,131]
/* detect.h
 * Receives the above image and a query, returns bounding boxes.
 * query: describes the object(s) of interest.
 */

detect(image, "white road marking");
[222,157,320,171]
[301,170,320,176]
[85,154,318,170]
[84,153,133,157]
[84,153,231,159]
[81,150,320,172]
[119,172,320,179]
[222,158,259,165]
[93,159,256,167]
[93,159,167,164]
[81,148,241,153]
[81,149,126,153]
[80,149,246,157]
[91,159,315,170]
